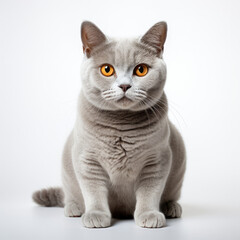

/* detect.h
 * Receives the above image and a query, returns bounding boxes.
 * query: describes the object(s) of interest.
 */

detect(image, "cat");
[32,21,186,228]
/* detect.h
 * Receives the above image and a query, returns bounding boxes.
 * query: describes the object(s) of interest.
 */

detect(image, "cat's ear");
[81,21,107,58]
[141,22,167,56]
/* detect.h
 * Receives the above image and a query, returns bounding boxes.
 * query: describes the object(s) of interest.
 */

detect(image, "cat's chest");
[81,112,164,183]
[99,134,150,184]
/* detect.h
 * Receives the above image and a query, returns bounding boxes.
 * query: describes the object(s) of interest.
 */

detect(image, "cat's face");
[80,21,167,111]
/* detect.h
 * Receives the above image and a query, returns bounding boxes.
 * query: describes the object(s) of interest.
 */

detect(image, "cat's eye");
[134,64,148,77]
[100,64,115,77]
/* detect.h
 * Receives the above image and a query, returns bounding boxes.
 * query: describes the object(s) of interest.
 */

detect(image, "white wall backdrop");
[0,0,240,239]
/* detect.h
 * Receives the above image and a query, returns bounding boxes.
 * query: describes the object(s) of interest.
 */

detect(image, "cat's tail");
[32,187,64,207]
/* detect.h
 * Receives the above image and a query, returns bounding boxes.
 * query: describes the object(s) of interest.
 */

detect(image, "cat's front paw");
[82,211,111,228]
[135,210,166,228]
[64,202,83,217]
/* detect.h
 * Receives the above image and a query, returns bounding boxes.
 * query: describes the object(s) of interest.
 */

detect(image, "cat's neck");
[78,91,168,128]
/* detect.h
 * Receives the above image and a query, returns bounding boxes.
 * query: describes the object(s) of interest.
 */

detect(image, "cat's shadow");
[111,203,224,226]
[111,217,133,226]
[181,203,224,218]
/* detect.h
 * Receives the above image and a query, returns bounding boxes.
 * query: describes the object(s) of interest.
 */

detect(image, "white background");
[1,0,240,239]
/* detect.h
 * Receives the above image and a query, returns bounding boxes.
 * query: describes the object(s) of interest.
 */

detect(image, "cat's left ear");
[141,22,167,56]
[81,21,107,58]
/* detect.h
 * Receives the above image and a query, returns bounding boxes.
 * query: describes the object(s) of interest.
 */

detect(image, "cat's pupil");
[105,66,110,73]
[138,66,144,73]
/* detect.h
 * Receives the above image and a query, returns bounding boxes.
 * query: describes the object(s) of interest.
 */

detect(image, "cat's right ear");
[81,21,107,58]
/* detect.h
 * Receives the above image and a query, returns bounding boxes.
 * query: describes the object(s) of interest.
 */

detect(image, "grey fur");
[32,187,64,207]
[32,21,186,228]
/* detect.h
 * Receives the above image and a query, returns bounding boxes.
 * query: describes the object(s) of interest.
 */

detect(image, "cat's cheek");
[132,76,155,91]
[95,75,116,90]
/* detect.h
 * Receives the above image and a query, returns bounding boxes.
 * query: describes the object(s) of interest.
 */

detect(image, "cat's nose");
[119,84,131,92]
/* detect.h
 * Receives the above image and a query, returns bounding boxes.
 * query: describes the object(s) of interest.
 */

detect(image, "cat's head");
[80,21,167,111]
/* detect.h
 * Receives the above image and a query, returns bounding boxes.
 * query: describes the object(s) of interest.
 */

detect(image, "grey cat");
[33,21,186,228]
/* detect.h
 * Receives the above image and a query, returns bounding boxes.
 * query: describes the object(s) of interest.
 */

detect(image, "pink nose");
[119,84,131,92]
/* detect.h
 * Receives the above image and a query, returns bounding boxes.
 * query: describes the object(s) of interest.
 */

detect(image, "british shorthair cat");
[33,21,186,228]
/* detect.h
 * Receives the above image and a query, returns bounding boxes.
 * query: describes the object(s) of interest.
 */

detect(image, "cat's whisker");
[103,95,117,99]
[134,90,147,101]
[135,96,146,101]
[138,101,151,128]
[134,89,147,98]
[147,95,185,129]
[142,97,169,126]
[102,89,126,101]
[140,99,161,121]
[102,90,116,95]
[167,99,187,127]
[135,94,147,99]
[135,89,147,94]
[134,93,166,122]
[144,108,151,128]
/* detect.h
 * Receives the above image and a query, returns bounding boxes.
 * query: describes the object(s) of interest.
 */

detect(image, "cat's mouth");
[116,96,133,104]
[101,89,139,109]
[117,96,131,101]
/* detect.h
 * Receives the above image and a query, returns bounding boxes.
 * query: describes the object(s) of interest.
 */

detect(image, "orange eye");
[134,64,148,77]
[100,64,115,77]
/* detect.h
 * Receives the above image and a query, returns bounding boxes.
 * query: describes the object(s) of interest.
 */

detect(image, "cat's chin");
[114,97,136,110]
[110,97,151,111]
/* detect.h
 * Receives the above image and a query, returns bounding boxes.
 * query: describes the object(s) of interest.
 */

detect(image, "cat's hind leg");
[62,163,84,217]
[160,122,186,218]
[62,132,85,217]
[161,201,182,218]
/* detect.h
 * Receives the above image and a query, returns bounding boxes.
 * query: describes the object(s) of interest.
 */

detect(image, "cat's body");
[33,21,186,228]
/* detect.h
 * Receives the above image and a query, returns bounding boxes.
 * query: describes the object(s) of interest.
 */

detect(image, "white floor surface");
[1,200,240,240]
